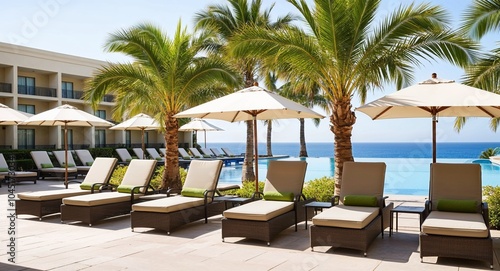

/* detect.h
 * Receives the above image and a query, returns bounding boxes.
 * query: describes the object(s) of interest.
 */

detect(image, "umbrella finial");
[253,81,259,86]
[431,73,437,79]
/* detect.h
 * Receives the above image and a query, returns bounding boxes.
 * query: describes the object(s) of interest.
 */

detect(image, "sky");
[0,0,499,143]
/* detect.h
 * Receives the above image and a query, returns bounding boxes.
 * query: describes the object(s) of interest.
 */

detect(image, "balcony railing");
[62,90,84,99]
[0,82,12,93]
[103,94,115,102]
[18,86,56,97]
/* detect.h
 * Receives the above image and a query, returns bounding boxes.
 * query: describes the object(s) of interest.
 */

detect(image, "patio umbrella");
[0,103,31,124]
[109,113,161,159]
[175,83,324,192]
[356,73,500,163]
[23,104,113,188]
[178,118,224,148]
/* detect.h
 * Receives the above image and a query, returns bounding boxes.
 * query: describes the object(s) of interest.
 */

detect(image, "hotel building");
[0,42,187,150]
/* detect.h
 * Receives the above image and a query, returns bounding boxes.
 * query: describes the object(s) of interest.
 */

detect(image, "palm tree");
[263,71,279,157]
[194,0,296,182]
[279,81,327,157]
[85,22,240,190]
[480,147,500,159]
[228,0,478,194]
[455,0,500,132]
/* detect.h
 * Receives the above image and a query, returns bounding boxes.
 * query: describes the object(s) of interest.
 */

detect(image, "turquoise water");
[217,157,500,196]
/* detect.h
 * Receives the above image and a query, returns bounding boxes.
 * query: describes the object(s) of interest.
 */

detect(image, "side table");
[304,201,332,229]
[214,195,253,210]
[390,205,425,236]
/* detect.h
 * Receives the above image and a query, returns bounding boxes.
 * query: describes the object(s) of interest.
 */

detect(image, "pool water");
[217,157,500,196]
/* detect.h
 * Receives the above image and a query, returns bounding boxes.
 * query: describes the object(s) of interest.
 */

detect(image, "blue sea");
[207,142,500,196]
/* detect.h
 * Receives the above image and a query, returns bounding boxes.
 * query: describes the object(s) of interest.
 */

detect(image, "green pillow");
[41,163,53,168]
[0,167,9,172]
[85,161,93,166]
[263,191,295,202]
[80,183,101,190]
[343,195,378,207]
[182,156,191,160]
[203,155,211,158]
[181,187,206,198]
[62,163,75,167]
[125,158,132,162]
[437,199,478,213]
[155,157,163,161]
[117,185,141,194]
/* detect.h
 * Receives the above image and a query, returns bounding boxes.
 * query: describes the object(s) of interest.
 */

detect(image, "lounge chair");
[145,148,165,163]
[200,148,216,158]
[130,160,224,234]
[309,162,392,256]
[420,163,492,268]
[178,148,196,160]
[53,150,90,176]
[60,159,157,226]
[189,148,212,158]
[132,148,146,159]
[221,147,242,157]
[210,148,226,158]
[159,148,166,156]
[115,148,133,163]
[30,151,78,180]
[75,149,95,166]
[221,160,312,246]
[16,157,118,220]
[0,153,38,185]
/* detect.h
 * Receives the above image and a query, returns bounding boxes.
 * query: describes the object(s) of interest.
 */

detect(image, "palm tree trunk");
[266,120,272,157]
[162,113,181,190]
[330,97,356,195]
[299,118,308,157]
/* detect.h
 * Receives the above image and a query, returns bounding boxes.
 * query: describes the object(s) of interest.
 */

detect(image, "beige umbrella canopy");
[179,118,224,148]
[175,84,324,192]
[23,104,114,188]
[0,103,32,124]
[356,74,500,163]
[110,113,161,159]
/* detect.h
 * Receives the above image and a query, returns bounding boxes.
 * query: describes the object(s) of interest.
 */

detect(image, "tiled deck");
[0,178,498,270]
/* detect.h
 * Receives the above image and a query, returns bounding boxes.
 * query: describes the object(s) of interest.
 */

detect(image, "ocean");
[206,142,500,159]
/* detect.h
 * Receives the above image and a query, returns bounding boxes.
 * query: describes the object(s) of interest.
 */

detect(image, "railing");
[103,94,115,102]
[18,86,56,97]
[0,145,12,149]
[0,82,12,93]
[62,90,84,99]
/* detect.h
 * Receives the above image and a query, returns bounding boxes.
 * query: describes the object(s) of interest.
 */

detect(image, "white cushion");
[422,211,489,238]
[312,205,379,229]
[223,200,294,221]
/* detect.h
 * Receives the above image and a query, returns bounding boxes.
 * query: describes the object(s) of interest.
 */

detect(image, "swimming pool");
[217,157,500,196]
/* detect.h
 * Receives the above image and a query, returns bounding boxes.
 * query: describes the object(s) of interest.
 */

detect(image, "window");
[125,130,131,147]
[62,81,74,98]
[95,110,106,120]
[95,129,106,147]
[18,104,35,114]
[18,129,35,149]
[18,76,35,95]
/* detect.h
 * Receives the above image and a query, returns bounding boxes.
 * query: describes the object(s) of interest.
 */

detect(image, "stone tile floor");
[0,178,498,270]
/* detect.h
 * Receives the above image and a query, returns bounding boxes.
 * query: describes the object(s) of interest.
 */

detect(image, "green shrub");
[483,185,500,229]
[302,176,335,202]
[89,148,114,158]
[225,181,265,198]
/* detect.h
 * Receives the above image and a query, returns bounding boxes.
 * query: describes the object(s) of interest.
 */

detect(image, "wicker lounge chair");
[178,148,196,160]
[115,148,133,163]
[30,151,78,180]
[309,162,392,256]
[200,148,216,158]
[132,148,146,159]
[53,150,90,176]
[130,160,224,234]
[210,148,226,157]
[146,148,164,162]
[221,160,312,246]
[75,149,95,167]
[221,147,242,157]
[420,163,492,268]
[189,148,212,158]
[60,159,157,226]
[0,153,38,185]
[16,157,117,220]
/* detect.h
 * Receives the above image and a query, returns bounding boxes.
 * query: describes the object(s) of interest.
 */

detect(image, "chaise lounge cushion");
[18,189,91,201]
[62,192,142,207]
[132,196,205,213]
[312,205,379,229]
[223,200,294,221]
[421,211,489,238]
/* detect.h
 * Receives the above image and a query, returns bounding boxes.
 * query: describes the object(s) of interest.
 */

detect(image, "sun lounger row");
[14,160,492,268]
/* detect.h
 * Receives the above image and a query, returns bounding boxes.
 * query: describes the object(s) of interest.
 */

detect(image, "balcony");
[18,85,56,97]
[0,82,12,93]
[62,90,84,99]
[103,94,115,102]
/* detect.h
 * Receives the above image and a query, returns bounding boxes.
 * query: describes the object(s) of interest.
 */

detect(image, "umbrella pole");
[64,122,68,189]
[204,131,207,148]
[141,128,145,159]
[253,116,259,192]
[432,114,437,163]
